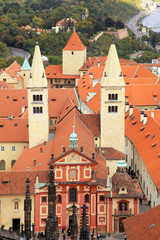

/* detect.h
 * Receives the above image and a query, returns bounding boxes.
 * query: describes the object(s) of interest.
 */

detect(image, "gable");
[53,151,95,165]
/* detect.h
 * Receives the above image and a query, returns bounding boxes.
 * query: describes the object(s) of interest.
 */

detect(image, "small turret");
[69,126,78,149]
[116,160,127,173]
[21,59,31,89]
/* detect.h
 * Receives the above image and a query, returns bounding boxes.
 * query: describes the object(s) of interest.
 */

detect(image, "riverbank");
[141,8,160,32]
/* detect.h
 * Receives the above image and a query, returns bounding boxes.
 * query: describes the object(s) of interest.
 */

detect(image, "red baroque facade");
[34,150,140,234]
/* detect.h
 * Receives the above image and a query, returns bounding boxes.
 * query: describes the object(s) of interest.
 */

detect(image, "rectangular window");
[100,196,104,201]
[70,169,77,178]
[1,146,4,151]
[12,146,16,151]
[42,197,47,203]
[50,120,53,126]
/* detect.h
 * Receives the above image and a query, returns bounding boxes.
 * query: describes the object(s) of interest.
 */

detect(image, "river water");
[142,8,160,32]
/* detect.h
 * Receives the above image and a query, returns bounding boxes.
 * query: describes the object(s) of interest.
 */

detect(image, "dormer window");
[119,187,128,194]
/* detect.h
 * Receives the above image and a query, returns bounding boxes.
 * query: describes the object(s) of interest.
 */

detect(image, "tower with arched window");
[62,32,87,75]
[27,42,49,148]
[100,40,125,153]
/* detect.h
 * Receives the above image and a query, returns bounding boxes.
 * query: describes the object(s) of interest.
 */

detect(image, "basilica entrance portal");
[67,205,79,230]
[119,217,126,232]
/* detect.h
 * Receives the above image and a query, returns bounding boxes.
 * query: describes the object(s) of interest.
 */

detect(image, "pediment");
[97,185,107,191]
[54,152,93,165]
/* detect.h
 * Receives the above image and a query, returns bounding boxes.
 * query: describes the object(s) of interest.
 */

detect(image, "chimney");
[98,60,100,67]
[89,72,93,79]
[22,106,25,114]
[140,111,144,122]
[51,153,54,160]
[151,112,154,118]
[63,147,66,153]
[33,159,36,167]
[125,101,129,113]
[143,113,147,125]
[40,147,43,153]
[80,146,83,153]
[35,176,39,189]
[129,104,133,116]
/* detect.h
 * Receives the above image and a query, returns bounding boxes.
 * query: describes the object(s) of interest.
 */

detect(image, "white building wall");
[125,136,160,208]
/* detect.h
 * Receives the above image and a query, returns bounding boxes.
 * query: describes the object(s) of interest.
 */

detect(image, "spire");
[101,41,124,87]
[28,42,47,88]
[63,32,86,51]
[21,59,31,71]
[69,126,78,149]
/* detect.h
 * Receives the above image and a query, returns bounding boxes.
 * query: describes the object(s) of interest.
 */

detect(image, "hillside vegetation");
[0,0,144,65]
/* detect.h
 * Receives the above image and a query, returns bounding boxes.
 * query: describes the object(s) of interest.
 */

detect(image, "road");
[11,47,30,60]
[125,10,148,39]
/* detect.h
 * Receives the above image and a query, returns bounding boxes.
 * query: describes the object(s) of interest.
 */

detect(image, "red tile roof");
[45,65,80,79]
[56,18,77,26]
[0,118,28,142]
[80,56,137,71]
[110,171,141,198]
[78,64,159,113]
[0,170,48,195]
[0,89,78,118]
[125,84,160,106]
[57,97,76,123]
[96,148,125,160]
[0,81,14,89]
[12,140,54,171]
[78,114,100,136]
[63,32,86,51]
[125,106,160,192]
[48,88,79,117]
[146,110,160,124]
[123,204,160,240]
[5,61,22,83]
[121,64,157,79]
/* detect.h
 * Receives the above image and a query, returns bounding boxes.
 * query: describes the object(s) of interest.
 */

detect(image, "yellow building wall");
[100,87,125,153]
[63,49,86,75]
[20,70,31,89]
[28,88,49,149]
[106,160,121,178]
[0,142,28,171]
[112,198,134,214]
[0,194,34,229]
[0,72,20,89]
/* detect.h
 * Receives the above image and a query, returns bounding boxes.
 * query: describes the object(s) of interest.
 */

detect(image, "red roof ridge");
[63,32,86,51]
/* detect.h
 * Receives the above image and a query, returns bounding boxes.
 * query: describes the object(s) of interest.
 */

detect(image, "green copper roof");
[21,59,31,71]
[116,160,127,168]
[69,126,78,141]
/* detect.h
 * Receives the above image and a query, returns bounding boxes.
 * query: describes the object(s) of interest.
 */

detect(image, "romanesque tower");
[62,32,87,75]
[21,59,31,89]
[100,40,125,153]
[27,42,49,148]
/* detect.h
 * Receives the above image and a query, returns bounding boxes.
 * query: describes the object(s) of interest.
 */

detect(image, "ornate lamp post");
[45,164,59,240]
[24,178,32,240]
[71,204,78,240]
[79,204,89,240]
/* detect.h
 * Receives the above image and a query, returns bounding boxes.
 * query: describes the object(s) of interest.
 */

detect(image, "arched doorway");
[119,217,126,232]
[66,205,79,230]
